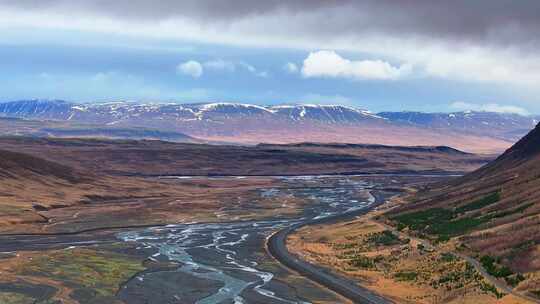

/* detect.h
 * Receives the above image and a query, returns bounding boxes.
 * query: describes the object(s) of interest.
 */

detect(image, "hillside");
[0,149,95,229]
[0,149,82,182]
[0,137,490,176]
[386,122,540,298]
[0,100,535,154]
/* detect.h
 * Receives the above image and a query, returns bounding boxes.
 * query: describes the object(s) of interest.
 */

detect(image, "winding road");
[0,175,433,303]
[267,192,392,304]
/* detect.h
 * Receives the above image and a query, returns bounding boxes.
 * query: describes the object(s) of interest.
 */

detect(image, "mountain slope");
[387,122,540,297]
[0,100,533,153]
[0,149,83,182]
[379,111,538,142]
[0,149,95,228]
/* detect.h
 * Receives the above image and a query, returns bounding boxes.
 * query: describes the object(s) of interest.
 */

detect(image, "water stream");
[117,176,378,304]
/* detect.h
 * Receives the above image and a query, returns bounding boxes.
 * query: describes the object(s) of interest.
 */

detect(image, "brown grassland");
[288,198,536,303]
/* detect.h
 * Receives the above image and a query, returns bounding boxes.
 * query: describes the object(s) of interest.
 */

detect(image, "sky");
[0,1,539,114]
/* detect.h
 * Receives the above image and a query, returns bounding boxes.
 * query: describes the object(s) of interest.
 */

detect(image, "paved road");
[267,192,393,304]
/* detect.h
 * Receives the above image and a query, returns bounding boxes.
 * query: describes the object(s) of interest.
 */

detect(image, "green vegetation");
[437,271,463,285]
[480,255,513,278]
[436,235,450,243]
[439,252,457,263]
[455,192,500,213]
[18,248,144,299]
[480,282,505,299]
[429,260,482,291]
[366,230,401,246]
[348,256,375,269]
[333,225,501,299]
[505,273,525,287]
[431,217,488,237]
[391,192,501,239]
[394,271,418,281]
[479,255,525,288]
[392,207,489,239]
[392,208,454,231]
[396,222,406,231]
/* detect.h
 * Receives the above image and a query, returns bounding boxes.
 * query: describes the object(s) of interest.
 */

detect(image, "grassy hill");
[386,123,540,297]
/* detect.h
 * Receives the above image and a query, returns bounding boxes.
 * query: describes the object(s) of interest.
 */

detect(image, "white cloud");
[177,60,203,78]
[301,50,411,80]
[201,59,268,77]
[239,62,256,73]
[3,7,540,93]
[450,101,529,115]
[284,62,299,73]
[238,62,268,77]
[257,71,269,78]
[203,59,236,71]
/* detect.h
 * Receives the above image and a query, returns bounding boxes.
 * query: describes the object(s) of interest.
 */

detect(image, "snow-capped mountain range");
[0,99,536,154]
[0,100,383,124]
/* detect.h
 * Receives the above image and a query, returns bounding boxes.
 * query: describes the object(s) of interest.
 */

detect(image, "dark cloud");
[2,0,539,48]
[0,0,336,19]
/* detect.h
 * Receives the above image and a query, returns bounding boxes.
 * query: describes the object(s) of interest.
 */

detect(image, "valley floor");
[0,175,408,304]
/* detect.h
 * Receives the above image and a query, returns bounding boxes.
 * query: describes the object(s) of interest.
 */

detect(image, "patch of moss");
[391,208,454,231]
[455,192,500,213]
[428,217,488,238]
[18,248,144,298]
[391,192,502,239]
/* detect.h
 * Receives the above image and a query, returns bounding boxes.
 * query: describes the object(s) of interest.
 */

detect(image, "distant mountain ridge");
[0,99,383,123]
[378,111,538,141]
[0,99,535,153]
